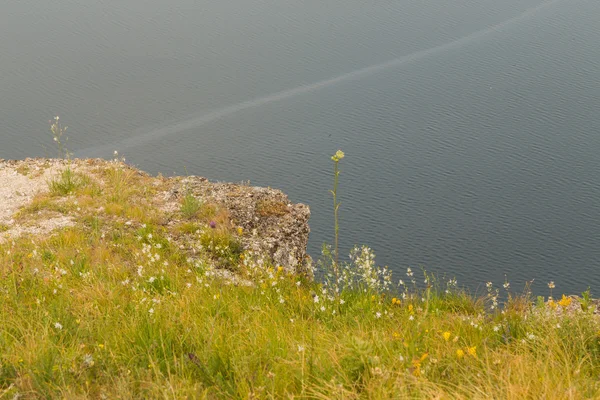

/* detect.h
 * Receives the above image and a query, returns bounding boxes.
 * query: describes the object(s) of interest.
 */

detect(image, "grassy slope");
[1,162,600,399]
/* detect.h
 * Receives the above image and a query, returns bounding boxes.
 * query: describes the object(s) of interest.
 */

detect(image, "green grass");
[2,156,600,398]
[48,167,88,196]
[198,227,244,269]
[14,194,75,222]
[176,221,202,235]
[1,217,600,398]
[180,193,202,220]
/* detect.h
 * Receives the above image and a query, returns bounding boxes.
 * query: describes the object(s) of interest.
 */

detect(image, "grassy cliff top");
[1,158,600,398]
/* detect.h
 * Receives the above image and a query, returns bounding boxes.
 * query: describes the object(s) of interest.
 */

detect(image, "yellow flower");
[331,150,345,162]
[442,331,451,341]
[411,353,428,377]
[467,346,477,358]
[558,295,572,308]
[456,349,465,359]
[392,297,399,305]
[98,344,104,349]
[548,299,557,309]
[408,304,414,313]
[392,332,401,340]
[237,227,243,235]
[277,266,284,273]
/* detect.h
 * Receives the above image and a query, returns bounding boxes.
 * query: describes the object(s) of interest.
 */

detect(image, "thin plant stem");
[330,150,344,282]
[333,161,339,275]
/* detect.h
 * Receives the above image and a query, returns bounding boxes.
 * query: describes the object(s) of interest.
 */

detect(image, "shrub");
[48,167,87,195]
[180,192,202,219]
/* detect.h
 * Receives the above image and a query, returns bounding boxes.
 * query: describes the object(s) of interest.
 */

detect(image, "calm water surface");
[2,0,600,295]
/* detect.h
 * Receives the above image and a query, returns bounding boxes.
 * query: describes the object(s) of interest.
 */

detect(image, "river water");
[2,0,600,295]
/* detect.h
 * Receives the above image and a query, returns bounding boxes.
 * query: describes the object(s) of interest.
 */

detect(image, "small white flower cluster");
[486,282,500,310]
[238,250,270,279]
[322,245,393,296]
[445,278,458,294]
[82,354,94,367]
[141,242,161,264]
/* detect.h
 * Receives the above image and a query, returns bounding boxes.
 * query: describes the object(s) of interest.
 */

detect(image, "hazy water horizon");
[2,0,600,295]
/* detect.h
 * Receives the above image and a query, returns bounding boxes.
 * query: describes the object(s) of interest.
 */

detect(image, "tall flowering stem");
[49,116,70,159]
[330,150,344,279]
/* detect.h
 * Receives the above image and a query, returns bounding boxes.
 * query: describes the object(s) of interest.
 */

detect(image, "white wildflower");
[83,354,94,367]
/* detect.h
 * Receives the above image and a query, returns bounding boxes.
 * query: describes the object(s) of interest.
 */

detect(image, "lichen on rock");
[161,176,312,275]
